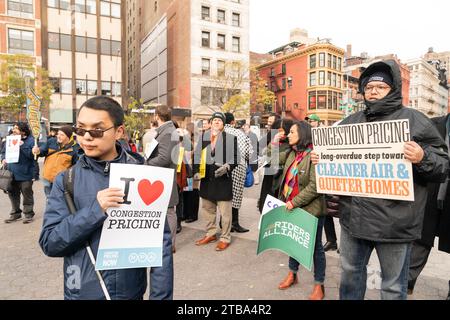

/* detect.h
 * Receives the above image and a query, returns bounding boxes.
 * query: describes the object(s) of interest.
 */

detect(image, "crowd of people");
[0,59,449,301]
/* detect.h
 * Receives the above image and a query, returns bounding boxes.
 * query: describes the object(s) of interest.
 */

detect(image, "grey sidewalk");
[0,179,449,300]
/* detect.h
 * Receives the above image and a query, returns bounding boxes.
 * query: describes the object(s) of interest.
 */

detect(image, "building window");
[217,34,225,50]
[310,54,316,69]
[318,91,327,109]
[270,68,275,77]
[232,13,240,27]
[202,59,210,76]
[309,72,317,86]
[217,9,225,24]
[112,83,121,96]
[7,0,34,19]
[76,79,87,95]
[232,37,240,53]
[86,37,97,54]
[287,77,293,88]
[327,72,331,86]
[101,81,111,95]
[202,31,210,48]
[282,96,286,111]
[332,73,337,87]
[48,0,70,10]
[87,80,97,95]
[337,75,341,89]
[282,78,286,90]
[332,56,337,70]
[337,57,342,71]
[319,71,325,86]
[73,0,96,14]
[327,54,332,68]
[201,6,210,20]
[319,53,325,67]
[76,36,86,53]
[281,64,286,74]
[201,87,211,105]
[48,32,72,51]
[61,79,72,94]
[101,39,121,56]
[8,28,34,55]
[309,92,316,110]
[49,77,60,93]
[217,60,225,77]
[100,1,120,18]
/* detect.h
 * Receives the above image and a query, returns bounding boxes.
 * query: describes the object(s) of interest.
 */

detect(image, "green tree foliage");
[0,54,53,120]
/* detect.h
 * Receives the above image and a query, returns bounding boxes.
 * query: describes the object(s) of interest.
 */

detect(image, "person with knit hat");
[311,59,449,300]
[193,111,238,251]
[33,126,80,199]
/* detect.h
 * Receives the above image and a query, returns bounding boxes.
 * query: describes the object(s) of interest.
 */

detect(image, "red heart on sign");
[11,139,18,146]
[138,180,164,206]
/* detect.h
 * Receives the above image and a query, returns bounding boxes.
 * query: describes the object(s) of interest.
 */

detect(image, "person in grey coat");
[146,105,180,252]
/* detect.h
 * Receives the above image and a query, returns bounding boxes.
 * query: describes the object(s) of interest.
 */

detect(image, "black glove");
[325,195,340,218]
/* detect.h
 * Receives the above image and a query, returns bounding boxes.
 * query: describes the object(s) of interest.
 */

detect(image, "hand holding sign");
[310,151,319,165]
[97,188,125,212]
[404,141,424,164]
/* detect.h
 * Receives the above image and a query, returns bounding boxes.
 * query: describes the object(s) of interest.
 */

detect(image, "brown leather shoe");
[308,284,325,300]
[278,271,298,290]
[195,235,217,246]
[215,241,230,251]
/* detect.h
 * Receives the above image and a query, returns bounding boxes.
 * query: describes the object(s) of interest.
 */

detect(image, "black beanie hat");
[211,112,226,124]
[58,126,73,139]
[363,71,394,89]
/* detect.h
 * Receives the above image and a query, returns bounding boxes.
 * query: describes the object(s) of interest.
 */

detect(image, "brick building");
[257,39,345,125]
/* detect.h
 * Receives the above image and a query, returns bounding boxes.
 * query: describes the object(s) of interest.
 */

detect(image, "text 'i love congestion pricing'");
[95,163,174,271]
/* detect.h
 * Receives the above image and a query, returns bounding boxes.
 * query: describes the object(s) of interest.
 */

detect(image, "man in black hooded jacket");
[320,60,449,300]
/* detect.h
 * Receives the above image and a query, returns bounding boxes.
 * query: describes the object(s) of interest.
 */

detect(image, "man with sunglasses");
[313,60,449,300]
[39,96,173,300]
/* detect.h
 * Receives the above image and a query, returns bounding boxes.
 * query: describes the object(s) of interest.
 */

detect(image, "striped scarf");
[282,146,312,201]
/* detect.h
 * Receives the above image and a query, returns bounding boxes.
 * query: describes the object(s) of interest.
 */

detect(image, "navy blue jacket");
[1,135,35,181]
[39,144,174,300]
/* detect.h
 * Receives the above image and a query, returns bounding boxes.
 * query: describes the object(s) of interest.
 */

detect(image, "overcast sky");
[249,0,449,61]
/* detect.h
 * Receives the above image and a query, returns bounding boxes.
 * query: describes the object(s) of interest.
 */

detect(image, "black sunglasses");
[73,126,115,138]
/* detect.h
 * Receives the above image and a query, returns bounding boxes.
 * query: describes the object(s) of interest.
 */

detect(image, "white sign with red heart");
[5,135,22,164]
[96,163,174,271]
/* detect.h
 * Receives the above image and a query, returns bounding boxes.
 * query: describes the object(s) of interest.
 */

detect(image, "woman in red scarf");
[276,121,327,300]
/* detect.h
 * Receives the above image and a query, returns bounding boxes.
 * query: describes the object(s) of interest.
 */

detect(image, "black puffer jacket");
[339,60,449,242]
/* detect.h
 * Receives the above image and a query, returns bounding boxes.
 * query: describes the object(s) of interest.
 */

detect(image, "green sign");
[257,206,318,271]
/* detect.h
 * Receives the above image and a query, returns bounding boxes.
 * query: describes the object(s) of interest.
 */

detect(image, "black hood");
[359,59,403,121]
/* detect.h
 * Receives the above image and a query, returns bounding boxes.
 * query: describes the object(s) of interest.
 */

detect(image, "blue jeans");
[289,216,326,285]
[339,226,412,300]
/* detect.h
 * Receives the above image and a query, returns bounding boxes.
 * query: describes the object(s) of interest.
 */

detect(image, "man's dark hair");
[269,113,281,121]
[156,105,172,122]
[292,121,312,151]
[224,112,235,125]
[16,122,31,137]
[79,96,124,127]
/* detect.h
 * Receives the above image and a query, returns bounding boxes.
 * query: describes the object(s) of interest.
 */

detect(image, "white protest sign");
[312,119,414,202]
[95,163,174,271]
[5,135,21,164]
[144,139,159,160]
[259,195,286,229]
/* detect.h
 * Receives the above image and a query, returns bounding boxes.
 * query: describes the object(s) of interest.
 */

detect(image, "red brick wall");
[258,54,309,121]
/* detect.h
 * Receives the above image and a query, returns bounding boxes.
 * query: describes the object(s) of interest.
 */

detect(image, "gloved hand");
[214,163,230,178]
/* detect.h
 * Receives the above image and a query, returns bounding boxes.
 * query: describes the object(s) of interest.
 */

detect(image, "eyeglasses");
[364,84,391,93]
[73,126,114,138]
